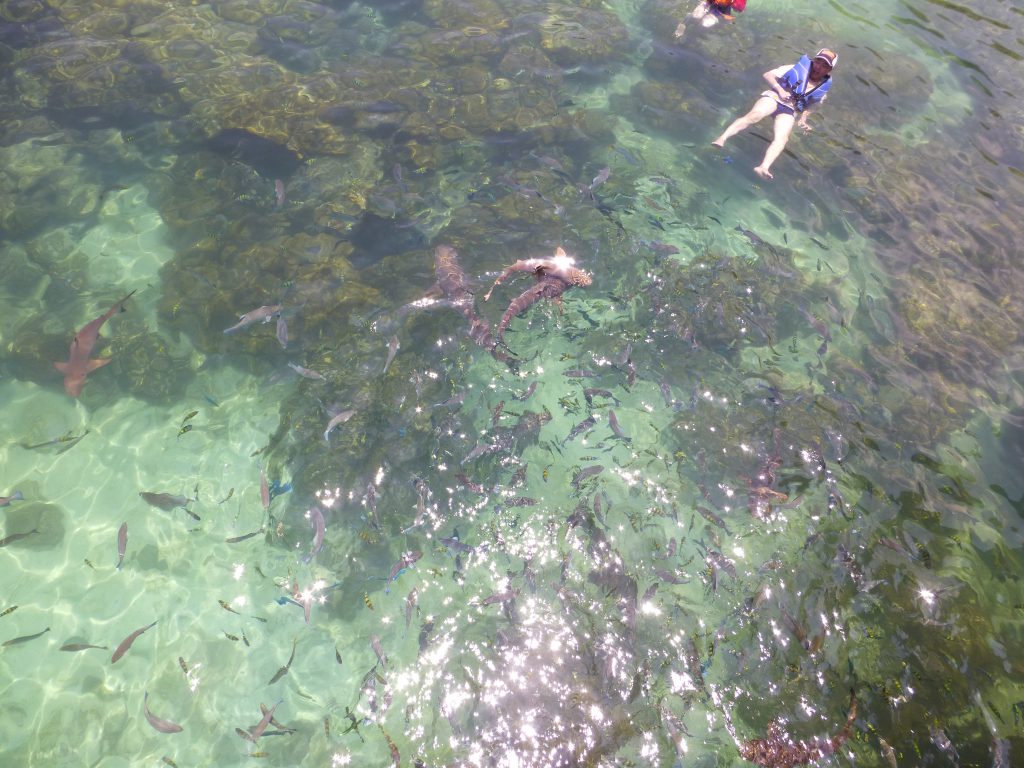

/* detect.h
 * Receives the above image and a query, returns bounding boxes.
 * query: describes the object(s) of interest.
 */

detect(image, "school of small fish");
[6,213,963,768]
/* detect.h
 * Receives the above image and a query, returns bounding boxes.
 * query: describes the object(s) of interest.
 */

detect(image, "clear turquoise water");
[1,0,1023,766]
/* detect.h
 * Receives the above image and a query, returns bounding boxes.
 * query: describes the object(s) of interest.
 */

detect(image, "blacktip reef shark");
[54,290,137,397]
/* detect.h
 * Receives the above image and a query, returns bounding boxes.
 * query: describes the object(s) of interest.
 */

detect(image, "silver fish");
[371,635,388,668]
[365,482,378,515]
[2,626,49,646]
[392,162,407,192]
[260,467,270,512]
[139,492,191,511]
[21,431,89,453]
[383,335,399,374]
[615,342,632,367]
[513,381,537,401]
[0,528,38,547]
[268,638,297,683]
[323,409,355,442]
[140,491,199,521]
[0,491,24,507]
[608,409,630,442]
[223,305,282,334]
[386,551,421,592]
[434,391,465,409]
[697,505,731,534]
[287,362,326,381]
[928,727,958,761]
[564,414,597,444]
[455,473,487,495]
[705,550,736,579]
[798,305,832,344]
[260,702,293,733]
[405,588,418,632]
[305,506,325,562]
[501,496,536,507]
[572,465,604,488]
[584,388,619,407]
[225,528,264,544]
[275,316,288,349]
[116,522,127,569]
[481,589,518,606]
[590,166,610,191]
[461,441,499,464]
[143,691,184,734]
[878,738,897,768]
[659,381,674,408]
[439,536,474,555]
[654,568,689,585]
[245,699,282,742]
[403,478,430,532]
[991,737,1010,768]
[111,620,157,663]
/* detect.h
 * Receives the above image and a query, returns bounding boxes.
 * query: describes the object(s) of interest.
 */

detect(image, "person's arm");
[762,65,792,100]
[797,93,826,130]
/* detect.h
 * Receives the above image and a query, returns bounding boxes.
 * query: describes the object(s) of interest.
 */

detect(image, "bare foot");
[673,22,686,39]
[711,138,725,148]
[753,166,774,180]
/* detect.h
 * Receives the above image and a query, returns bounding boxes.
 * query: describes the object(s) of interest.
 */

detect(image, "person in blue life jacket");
[674,0,747,39]
[711,48,837,180]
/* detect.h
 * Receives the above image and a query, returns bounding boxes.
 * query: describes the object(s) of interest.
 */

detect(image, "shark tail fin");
[121,289,138,310]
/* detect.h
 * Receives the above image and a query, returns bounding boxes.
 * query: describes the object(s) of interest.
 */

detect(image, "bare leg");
[700,5,724,28]
[676,1,709,38]
[753,113,796,179]
[712,96,777,147]
[691,2,710,19]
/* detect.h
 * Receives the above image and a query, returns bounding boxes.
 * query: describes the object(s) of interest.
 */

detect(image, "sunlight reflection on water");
[1,0,1023,764]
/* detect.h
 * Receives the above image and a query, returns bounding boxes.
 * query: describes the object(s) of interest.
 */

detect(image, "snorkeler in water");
[711,48,837,180]
[674,0,747,39]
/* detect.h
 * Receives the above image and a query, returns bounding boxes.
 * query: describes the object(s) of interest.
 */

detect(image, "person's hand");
[798,119,812,132]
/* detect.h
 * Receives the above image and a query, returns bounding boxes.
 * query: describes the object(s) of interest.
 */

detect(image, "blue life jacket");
[777,55,832,112]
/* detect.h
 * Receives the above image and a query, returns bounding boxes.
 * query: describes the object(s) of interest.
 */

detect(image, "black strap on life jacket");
[793,75,830,111]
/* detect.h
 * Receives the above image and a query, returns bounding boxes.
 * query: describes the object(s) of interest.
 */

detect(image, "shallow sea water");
[1,0,1023,766]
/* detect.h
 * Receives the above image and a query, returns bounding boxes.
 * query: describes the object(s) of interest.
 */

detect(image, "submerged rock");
[206,128,302,179]
[112,327,193,405]
[1,0,54,25]
[0,138,103,238]
[349,213,428,268]
[537,5,630,67]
